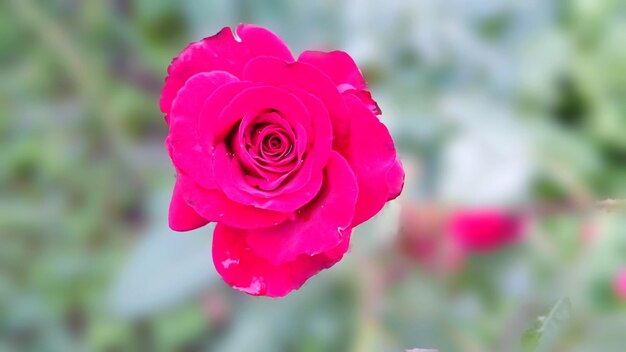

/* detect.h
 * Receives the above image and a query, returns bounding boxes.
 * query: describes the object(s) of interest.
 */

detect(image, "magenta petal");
[298,50,367,91]
[168,179,209,231]
[386,158,405,201]
[343,95,405,227]
[213,223,351,297]
[341,88,382,115]
[197,81,261,147]
[210,85,311,145]
[242,57,351,150]
[177,173,289,229]
[299,51,381,115]
[246,152,358,265]
[161,24,294,120]
[168,71,239,190]
[213,142,321,212]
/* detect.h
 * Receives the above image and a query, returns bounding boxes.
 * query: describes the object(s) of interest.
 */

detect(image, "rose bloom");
[162,25,404,297]
[448,209,525,253]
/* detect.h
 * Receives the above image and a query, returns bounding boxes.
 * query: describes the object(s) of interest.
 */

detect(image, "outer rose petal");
[213,224,351,297]
[343,95,405,227]
[245,152,358,265]
[386,158,405,200]
[169,178,209,231]
[299,50,381,115]
[177,173,289,229]
[161,24,294,120]
[298,50,367,90]
[168,71,239,190]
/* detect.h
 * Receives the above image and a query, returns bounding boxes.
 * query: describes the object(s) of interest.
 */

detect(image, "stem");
[529,198,626,216]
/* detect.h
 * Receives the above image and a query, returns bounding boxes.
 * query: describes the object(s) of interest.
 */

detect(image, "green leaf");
[521,298,572,352]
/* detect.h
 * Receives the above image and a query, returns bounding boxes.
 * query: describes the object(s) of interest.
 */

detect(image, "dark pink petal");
[213,142,322,212]
[161,24,294,120]
[299,50,381,115]
[235,111,300,180]
[177,173,289,229]
[298,50,367,91]
[209,86,332,212]
[209,85,311,145]
[264,86,332,193]
[242,57,351,150]
[168,71,239,190]
[386,158,405,200]
[197,81,262,147]
[169,179,209,231]
[340,88,382,115]
[212,223,351,297]
[343,95,404,227]
[245,152,357,264]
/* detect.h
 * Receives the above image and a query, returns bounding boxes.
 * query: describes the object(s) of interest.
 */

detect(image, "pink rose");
[162,24,404,297]
[448,209,525,253]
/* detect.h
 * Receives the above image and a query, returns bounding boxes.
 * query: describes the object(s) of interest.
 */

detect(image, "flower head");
[162,25,403,296]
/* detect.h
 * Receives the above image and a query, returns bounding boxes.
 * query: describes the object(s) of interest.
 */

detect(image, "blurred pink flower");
[614,268,626,301]
[162,24,404,297]
[448,209,526,253]
[397,203,465,275]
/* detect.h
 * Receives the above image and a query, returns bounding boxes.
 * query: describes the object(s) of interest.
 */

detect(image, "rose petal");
[342,95,404,226]
[209,85,332,212]
[213,142,322,212]
[208,86,311,145]
[197,81,262,149]
[298,50,367,91]
[161,24,294,120]
[168,178,210,231]
[299,50,381,115]
[213,224,351,297]
[246,152,358,265]
[243,57,350,151]
[386,158,405,200]
[235,111,300,179]
[177,173,289,229]
[168,71,239,189]
[340,88,382,115]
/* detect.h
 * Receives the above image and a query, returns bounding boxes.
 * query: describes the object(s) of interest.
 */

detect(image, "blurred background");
[2,0,626,351]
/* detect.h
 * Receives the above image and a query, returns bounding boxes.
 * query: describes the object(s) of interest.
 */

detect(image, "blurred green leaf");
[521,298,572,352]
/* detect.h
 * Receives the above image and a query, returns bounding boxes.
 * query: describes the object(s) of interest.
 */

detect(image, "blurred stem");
[351,254,399,352]
[529,198,626,216]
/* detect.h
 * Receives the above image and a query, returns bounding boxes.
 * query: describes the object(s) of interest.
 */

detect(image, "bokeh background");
[2,0,626,351]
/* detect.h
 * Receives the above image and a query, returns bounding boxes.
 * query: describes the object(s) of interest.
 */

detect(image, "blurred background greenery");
[1,0,625,351]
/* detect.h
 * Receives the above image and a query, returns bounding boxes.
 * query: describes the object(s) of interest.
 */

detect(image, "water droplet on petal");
[221,258,239,269]
[234,277,264,295]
